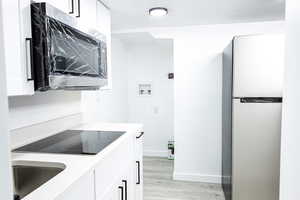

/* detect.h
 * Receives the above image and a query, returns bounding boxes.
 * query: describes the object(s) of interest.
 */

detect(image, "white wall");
[0,0,13,197]
[8,91,82,149]
[142,21,285,183]
[8,91,81,130]
[81,34,175,157]
[81,37,129,123]
[173,38,223,183]
[126,38,174,157]
[280,1,300,199]
[82,35,175,157]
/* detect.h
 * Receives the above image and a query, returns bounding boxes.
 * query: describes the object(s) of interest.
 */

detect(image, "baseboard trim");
[144,150,168,158]
[173,171,221,184]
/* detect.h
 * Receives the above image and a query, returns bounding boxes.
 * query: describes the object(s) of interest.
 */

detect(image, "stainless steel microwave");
[31,2,107,91]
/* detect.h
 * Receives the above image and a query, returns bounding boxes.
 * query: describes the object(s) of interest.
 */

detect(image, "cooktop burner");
[14,130,125,155]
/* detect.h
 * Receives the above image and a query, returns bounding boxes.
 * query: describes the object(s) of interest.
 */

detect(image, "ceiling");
[115,32,173,45]
[102,0,285,31]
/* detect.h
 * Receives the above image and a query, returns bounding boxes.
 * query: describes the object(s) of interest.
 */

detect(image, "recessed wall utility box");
[139,84,151,96]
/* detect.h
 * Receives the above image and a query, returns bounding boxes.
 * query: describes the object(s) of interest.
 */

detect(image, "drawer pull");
[118,186,124,200]
[136,161,141,185]
[76,0,81,17]
[69,0,74,14]
[122,180,127,200]
[25,38,34,81]
[136,132,144,139]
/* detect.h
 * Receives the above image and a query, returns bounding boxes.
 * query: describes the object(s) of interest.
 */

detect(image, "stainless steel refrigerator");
[222,34,284,200]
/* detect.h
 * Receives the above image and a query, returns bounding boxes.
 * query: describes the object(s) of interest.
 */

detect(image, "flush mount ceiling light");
[149,7,168,17]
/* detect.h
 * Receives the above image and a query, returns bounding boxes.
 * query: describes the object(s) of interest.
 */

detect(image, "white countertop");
[12,122,143,200]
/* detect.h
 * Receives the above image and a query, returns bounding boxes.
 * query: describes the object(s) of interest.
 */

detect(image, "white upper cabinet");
[43,0,70,13]
[43,0,97,22]
[45,0,98,28]
[2,0,34,96]
[77,0,97,28]
[2,0,109,96]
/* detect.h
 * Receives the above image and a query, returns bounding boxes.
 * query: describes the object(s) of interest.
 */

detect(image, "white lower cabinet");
[101,181,119,200]
[100,164,134,200]
[55,171,95,200]
[135,132,144,200]
[119,165,135,200]
[95,134,135,200]
[57,131,143,200]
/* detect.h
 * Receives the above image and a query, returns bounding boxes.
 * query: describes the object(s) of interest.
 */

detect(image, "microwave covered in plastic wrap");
[31,2,107,91]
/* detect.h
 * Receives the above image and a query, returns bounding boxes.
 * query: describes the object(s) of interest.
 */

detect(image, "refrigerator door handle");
[240,97,282,103]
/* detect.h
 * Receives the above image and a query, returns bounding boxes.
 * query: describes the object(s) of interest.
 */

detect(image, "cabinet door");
[55,171,95,200]
[121,165,135,200]
[100,176,132,200]
[100,181,119,200]
[43,0,70,14]
[2,0,34,96]
[104,165,134,200]
[95,136,134,199]
[76,0,97,28]
[135,134,144,200]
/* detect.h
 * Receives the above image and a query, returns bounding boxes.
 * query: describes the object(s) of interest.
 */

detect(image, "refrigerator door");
[233,35,284,97]
[232,98,281,200]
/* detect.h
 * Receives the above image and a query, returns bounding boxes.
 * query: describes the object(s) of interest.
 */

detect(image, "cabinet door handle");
[69,0,74,14]
[118,186,124,200]
[136,161,141,185]
[136,132,144,139]
[25,38,34,81]
[76,0,80,17]
[122,180,127,200]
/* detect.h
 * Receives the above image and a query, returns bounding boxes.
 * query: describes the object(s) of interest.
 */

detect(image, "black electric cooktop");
[14,130,125,155]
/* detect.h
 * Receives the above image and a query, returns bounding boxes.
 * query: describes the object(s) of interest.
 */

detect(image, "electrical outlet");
[153,106,159,114]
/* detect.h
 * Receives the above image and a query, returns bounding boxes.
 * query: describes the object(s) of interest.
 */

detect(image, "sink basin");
[13,161,65,199]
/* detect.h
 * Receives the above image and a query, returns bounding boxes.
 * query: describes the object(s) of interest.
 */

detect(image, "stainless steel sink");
[13,161,65,199]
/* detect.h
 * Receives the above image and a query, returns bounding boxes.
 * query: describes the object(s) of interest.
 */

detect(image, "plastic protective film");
[31,3,107,91]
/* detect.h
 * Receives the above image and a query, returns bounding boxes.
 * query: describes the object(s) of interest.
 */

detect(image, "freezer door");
[232,99,281,200]
[233,35,284,97]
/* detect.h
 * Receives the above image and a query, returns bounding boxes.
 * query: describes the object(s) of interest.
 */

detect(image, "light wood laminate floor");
[144,157,225,200]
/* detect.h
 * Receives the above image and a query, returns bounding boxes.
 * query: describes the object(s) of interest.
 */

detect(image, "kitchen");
[0,0,299,200]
